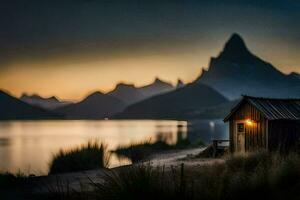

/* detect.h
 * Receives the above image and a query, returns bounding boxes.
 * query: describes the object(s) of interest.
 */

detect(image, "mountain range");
[115,33,300,119]
[1,33,299,120]
[108,78,175,106]
[54,92,126,119]
[0,90,60,120]
[20,94,72,110]
[53,78,176,119]
[115,83,229,119]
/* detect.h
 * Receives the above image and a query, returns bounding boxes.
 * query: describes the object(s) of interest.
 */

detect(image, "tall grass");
[49,141,110,174]
[89,152,300,200]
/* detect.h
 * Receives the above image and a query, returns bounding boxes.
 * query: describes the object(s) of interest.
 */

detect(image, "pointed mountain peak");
[20,93,29,98]
[176,79,184,88]
[219,33,253,61]
[48,96,59,101]
[225,33,247,49]
[201,68,207,76]
[153,77,164,84]
[177,79,183,84]
[152,77,173,87]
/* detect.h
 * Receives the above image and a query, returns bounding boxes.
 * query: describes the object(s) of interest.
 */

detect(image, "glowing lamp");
[246,119,254,126]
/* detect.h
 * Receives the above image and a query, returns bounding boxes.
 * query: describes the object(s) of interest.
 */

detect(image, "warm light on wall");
[246,119,254,126]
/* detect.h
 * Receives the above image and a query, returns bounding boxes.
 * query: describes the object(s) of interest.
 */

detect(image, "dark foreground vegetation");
[25,151,300,200]
[2,152,300,200]
[49,141,110,174]
[0,172,30,200]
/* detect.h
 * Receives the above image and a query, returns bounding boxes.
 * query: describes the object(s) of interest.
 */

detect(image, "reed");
[49,141,110,174]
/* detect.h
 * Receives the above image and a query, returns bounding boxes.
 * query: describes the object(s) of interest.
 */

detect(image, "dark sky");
[0,0,299,99]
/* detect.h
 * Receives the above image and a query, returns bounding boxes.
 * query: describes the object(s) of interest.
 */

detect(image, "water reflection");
[0,120,228,174]
[187,120,228,145]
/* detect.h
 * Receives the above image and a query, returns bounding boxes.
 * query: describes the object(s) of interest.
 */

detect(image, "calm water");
[0,120,228,174]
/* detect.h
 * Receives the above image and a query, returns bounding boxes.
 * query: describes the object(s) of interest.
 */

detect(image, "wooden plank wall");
[230,102,267,152]
[268,120,300,153]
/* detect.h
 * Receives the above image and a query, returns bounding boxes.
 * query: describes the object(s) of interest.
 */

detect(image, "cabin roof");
[224,96,300,122]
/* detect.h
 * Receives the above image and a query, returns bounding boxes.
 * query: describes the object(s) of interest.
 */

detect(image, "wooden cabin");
[224,96,300,153]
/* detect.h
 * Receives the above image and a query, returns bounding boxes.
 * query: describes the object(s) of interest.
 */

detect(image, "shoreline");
[27,147,224,193]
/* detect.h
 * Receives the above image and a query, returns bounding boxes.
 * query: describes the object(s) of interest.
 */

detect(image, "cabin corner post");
[266,120,269,150]
[229,121,234,153]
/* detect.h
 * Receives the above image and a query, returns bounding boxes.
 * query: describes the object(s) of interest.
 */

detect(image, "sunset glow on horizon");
[1,36,299,101]
[0,1,299,100]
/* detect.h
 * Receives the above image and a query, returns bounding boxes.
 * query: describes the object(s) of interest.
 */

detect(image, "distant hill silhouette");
[54,91,126,119]
[108,78,174,105]
[138,78,175,98]
[197,33,300,100]
[20,94,72,110]
[107,83,143,105]
[5,33,300,120]
[54,78,175,119]
[0,90,60,120]
[115,83,228,119]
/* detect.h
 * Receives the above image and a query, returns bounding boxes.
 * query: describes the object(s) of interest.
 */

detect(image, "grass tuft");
[49,141,110,174]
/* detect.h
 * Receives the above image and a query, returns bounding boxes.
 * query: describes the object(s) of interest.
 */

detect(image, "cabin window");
[237,123,245,133]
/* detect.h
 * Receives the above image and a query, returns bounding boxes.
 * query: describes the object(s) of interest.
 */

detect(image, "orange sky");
[1,1,300,101]
[0,34,299,101]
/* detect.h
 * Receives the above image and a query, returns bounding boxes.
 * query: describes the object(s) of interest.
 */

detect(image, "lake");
[0,120,228,174]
